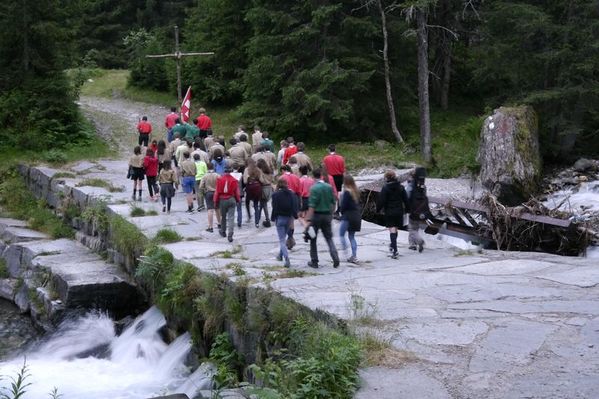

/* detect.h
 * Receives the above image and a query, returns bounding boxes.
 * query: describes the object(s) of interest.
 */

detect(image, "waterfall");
[0,306,210,399]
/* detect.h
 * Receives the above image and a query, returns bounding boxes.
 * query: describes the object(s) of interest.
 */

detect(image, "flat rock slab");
[536,266,599,288]
[23,163,599,399]
[356,367,451,399]
[469,320,558,372]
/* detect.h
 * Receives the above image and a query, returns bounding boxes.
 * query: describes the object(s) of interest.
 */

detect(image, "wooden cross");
[146,25,214,102]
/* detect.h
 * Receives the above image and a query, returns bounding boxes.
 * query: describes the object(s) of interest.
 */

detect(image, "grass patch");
[76,178,124,193]
[153,228,183,243]
[0,259,8,278]
[225,263,246,276]
[277,269,317,279]
[53,172,76,179]
[0,168,74,239]
[110,214,148,260]
[358,331,415,368]
[130,206,146,217]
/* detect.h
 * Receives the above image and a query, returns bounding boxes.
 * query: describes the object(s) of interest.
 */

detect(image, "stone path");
[25,158,599,399]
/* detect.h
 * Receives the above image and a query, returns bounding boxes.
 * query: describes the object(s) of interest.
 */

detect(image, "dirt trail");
[78,96,170,155]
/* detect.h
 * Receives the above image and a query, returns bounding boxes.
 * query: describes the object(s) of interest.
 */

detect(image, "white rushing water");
[0,306,200,399]
[544,181,599,213]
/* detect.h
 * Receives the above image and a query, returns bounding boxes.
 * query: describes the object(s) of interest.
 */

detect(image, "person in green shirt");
[260,131,275,153]
[304,168,340,268]
[187,120,200,140]
[194,153,208,211]
[171,119,187,142]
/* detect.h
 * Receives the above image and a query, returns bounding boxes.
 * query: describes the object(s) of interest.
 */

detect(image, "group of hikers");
[128,108,431,268]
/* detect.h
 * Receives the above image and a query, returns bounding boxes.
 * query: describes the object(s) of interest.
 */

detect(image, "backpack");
[246,179,262,201]
[410,184,431,220]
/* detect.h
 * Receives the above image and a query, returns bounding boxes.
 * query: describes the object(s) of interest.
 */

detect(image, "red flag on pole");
[180,86,192,123]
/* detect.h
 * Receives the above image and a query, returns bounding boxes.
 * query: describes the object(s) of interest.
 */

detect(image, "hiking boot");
[276,254,282,261]
[307,261,318,269]
[409,245,417,251]
[227,234,234,243]
[162,206,166,213]
[206,227,213,233]
[347,256,358,264]
[262,220,271,228]
[418,243,424,253]
[391,251,398,259]
[197,206,205,212]
[333,259,340,268]
[286,237,296,250]
[219,231,226,238]
[255,223,260,228]
[284,257,291,268]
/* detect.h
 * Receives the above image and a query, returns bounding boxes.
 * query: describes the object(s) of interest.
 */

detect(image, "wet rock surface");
[0,299,38,360]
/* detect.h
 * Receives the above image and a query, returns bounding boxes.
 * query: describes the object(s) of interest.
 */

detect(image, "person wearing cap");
[196,108,212,139]
[214,162,241,242]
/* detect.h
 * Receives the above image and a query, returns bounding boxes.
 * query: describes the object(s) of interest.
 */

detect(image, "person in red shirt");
[278,165,301,249]
[149,140,158,155]
[137,116,152,147]
[214,162,241,242]
[143,148,159,201]
[165,107,179,142]
[323,144,346,193]
[282,136,298,165]
[196,107,212,139]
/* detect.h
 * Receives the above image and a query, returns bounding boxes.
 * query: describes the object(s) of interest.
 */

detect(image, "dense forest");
[1,0,597,162]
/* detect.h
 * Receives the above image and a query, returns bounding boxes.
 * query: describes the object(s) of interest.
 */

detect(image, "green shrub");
[81,201,109,234]
[136,246,176,294]
[110,215,148,259]
[209,332,243,389]
[153,228,183,243]
[42,149,67,165]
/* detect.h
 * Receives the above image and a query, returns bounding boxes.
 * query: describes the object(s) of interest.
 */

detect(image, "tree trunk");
[377,0,403,143]
[440,42,451,111]
[417,9,432,164]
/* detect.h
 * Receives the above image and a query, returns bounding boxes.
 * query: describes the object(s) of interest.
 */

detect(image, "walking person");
[193,153,208,211]
[251,126,263,153]
[214,162,240,242]
[244,160,264,228]
[199,162,220,232]
[128,146,145,201]
[157,140,171,174]
[196,107,212,139]
[231,165,244,228]
[143,148,160,202]
[179,151,197,213]
[304,168,340,269]
[165,107,178,142]
[323,144,345,217]
[257,159,274,227]
[271,179,298,268]
[159,160,177,213]
[376,170,410,259]
[339,174,362,264]
[278,165,301,248]
[407,167,431,253]
[137,116,152,147]
[298,165,315,227]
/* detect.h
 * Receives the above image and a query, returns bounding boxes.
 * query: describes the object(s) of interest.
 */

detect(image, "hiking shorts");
[181,176,195,194]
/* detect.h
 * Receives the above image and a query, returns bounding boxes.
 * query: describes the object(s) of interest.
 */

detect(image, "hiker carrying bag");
[246,179,262,201]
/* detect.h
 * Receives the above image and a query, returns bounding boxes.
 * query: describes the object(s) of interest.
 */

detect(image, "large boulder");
[477,106,541,205]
